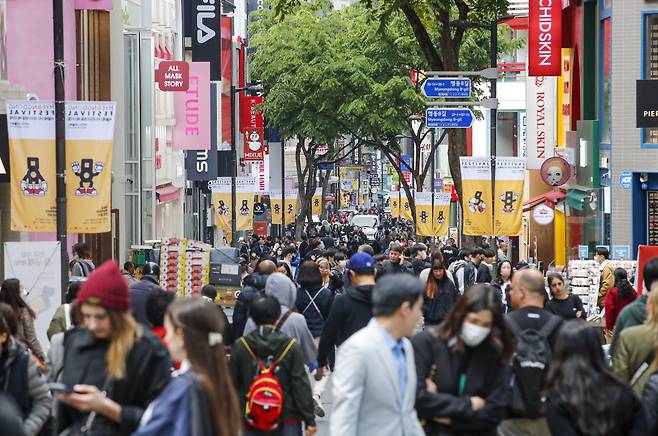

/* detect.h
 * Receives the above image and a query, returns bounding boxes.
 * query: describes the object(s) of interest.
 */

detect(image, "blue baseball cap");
[347,252,376,271]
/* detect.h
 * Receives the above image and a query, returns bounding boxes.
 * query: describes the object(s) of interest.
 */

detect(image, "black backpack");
[507,315,562,418]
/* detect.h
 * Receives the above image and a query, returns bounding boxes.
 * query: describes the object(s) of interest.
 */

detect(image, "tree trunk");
[321,170,330,220]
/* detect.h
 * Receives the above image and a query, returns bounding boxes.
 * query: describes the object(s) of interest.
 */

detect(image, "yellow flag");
[401,191,413,221]
[235,178,256,232]
[285,190,298,224]
[270,194,283,225]
[389,191,400,218]
[312,189,322,216]
[434,192,451,238]
[210,177,232,239]
[414,192,434,236]
[460,157,493,236]
[494,157,525,236]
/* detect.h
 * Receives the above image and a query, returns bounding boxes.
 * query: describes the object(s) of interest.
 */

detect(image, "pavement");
[315,376,333,435]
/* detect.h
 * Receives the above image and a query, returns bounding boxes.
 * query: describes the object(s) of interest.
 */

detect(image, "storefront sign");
[540,157,571,187]
[557,49,572,147]
[532,204,554,225]
[613,245,631,260]
[620,171,632,189]
[191,0,220,80]
[528,0,562,76]
[186,148,218,181]
[636,80,658,128]
[156,61,189,92]
[174,62,211,150]
[578,245,589,259]
[239,95,263,131]
[526,76,556,169]
[243,128,265,161]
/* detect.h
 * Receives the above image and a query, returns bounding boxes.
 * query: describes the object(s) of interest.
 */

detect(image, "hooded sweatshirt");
[70,257,95,278]
[243,273,317,366]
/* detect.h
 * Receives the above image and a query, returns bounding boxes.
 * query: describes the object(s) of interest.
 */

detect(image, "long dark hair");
[495,260,513,284]
[0,279,36,319]
[296,261,323,289]
[613,268,635,300]
[546,320,627,435]
[425,256,448,299]
[167,298,240,436]
[438,284,514,362]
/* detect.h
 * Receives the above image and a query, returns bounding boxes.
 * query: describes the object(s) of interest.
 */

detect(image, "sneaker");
[313,395,326,417]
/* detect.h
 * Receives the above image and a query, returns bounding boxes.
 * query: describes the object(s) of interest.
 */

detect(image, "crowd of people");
[0,229,658,435]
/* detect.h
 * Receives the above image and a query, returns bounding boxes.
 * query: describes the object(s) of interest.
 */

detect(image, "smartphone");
[48,383,74,394]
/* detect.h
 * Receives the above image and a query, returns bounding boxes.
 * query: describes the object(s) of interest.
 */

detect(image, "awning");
[566,189,590,211]
[156,183,181,204]
[500,16,529,31]
[522,190,566,212]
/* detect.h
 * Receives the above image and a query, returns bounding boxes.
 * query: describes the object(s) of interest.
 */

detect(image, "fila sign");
[191,0,220,80]
[528,0,562,76]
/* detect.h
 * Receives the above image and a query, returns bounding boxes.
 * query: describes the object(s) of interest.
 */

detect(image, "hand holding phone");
[48,382,74,394]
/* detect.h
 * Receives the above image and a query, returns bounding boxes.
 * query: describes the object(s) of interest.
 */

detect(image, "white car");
[351,214,379,241]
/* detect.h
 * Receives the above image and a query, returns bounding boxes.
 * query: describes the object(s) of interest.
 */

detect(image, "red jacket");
[604,287,637,330]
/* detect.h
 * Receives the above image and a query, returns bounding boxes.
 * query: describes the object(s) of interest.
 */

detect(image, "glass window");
[645,14,658,144]
[601,18,611,144]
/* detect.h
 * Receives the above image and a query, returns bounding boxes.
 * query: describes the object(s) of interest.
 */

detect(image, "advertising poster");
[389,190,400,218]
[528,0,562,76]
[66,102,116,233]
[312,188,322,216]
[236,177,257,232]
[7,101,57,232]
[210,177,232,239]
[173,62,210,150]
[494,157,526,236]
[4,241,61,352]
[526,76,556,169]
[460,157,493,236]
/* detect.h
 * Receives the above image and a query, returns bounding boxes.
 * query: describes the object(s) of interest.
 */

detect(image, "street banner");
[251,156,269,194]
[389,190,400,218]
[415,192,451,237]
[236,177,257,232]
[460,157,493,236]
[243,128,265,161]
[174,62,211,150]
[526,76,556,169]
[528,0,562,76]
[4,241,61,353]
[210,178,232,238]
[7,101,57,232]
[284,190,298,224]
[434,192,452,238]
[312,188,322,216]
[239,95,264,131]
[401,191,413,221]
[270,190,283,225]
[494,157,526,236]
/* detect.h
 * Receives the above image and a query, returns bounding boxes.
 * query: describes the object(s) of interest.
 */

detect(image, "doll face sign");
[540,157,571,187]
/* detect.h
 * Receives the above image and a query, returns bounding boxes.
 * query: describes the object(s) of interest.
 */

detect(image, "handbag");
[58,378,113,436]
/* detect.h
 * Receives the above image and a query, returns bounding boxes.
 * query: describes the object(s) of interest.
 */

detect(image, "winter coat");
[55,327,172,436]
[476,263,493,284]
[232,273,269,341]
[47,303,73,340]
[16,308,45,363]
[611,295,648,357]
[317,284,374,367]
[70,257,95,278]
[0,338,52,436]
[598,261,615,307]
[128,277,166,328]
[450,261,476,294]
[605,287,637,330]
[412,259,430,276]
[47,332,65,383]
[411,328,511,436]
[133,369,213,436]
[380,259,414,276]
[613,323,658,397]
[423,279,461,325]
[243,273,317,366]
[230,327,316,427]
[491,281,511,313]
[642,370,658,434]
[295,285,333,337]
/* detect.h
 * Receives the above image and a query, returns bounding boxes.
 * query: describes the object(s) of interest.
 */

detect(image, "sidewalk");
[316,376,333,435]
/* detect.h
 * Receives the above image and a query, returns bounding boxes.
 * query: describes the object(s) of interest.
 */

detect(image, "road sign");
[620,171,632,189]
[318,162,335,171]
[425,108,474,129]
[427,67,498,80]
[422,78,471,98]
[426,97,498,109]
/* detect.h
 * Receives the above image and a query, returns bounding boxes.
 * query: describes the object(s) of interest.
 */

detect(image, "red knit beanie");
[77,260,131,311]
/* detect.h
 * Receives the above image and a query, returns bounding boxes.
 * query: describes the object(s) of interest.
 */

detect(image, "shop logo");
[21,157,48,197]
[499,191,519,213]
[196,0,217,44]
[468,191,487,214]
[72,159,104,196]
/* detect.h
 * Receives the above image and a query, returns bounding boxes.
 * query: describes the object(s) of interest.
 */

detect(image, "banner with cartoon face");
[415,192,451,237]
[210,177,232,240]
[400,191,413,221]
[312,188,322,216]
[494,157,525,236]
[389,191,400,218]
[460,157,493,236]
[236,177,257,232]
[270,189,298,225]
[270,190,283,225]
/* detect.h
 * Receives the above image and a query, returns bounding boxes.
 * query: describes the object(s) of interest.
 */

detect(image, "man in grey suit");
[330,274,425,436]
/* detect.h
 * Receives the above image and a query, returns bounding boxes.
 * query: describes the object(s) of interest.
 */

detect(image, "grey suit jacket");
[330,318,425,436]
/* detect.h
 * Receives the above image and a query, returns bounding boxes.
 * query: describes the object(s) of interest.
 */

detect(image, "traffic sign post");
[422,78,471,98]
[425,108,474,129]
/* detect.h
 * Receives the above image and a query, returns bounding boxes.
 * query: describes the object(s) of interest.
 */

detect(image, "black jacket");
[476,263,493,284]
[56,327,172,436]
[232,273,269,341]
[423,279,461,325]
[412,258,430,276]
[380,259,414,276]
[317,284,374,367]
[295,285,333,337]
[411,328,511,436]
[128,277,165,328]
[643,370,658,434]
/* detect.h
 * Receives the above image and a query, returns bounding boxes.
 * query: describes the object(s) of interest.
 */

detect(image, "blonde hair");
[106,311,142,379]
[647,284,658,327]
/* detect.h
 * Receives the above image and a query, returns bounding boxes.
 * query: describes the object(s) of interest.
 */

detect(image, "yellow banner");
[285,192,298,224]
[236,192,254,231]
[312,189,322,216]
[460,157,493,236]
[494,157,526,236]
[212,191,232,234]
[270,190,297,225]
[401,191,413,221]
[270,197,283,225]
[390,191,400,218]
[415,192,451,237]
[434,193,451,238]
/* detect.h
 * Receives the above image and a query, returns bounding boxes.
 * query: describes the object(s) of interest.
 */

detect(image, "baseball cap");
[347,252,376,271]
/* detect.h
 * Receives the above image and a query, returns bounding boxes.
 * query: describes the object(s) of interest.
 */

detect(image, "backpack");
[240,337,297,431]
[507,315,562,418]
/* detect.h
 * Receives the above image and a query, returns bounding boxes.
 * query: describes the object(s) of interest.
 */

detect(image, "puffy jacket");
[295,285,333,337]
[15,308,45,363]
[128,277,165,328]
[422,279,461,325]
[231,273,269,341]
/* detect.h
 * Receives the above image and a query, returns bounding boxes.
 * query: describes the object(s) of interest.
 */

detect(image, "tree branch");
[399,1,444,71]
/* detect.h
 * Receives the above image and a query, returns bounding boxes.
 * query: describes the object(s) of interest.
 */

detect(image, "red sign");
[156,61,189,92]
[239,95,264,132]
[316,144,329,156]
[403,172,412,184]
[528,0,562,76]
[244,128,265,161]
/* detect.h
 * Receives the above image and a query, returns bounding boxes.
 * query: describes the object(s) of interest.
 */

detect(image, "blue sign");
[425,108,474,129]
[578,245,589,259]
[613,245,631,260]
[422,78,471,98]
[434,178,443,191]
[400,154,412,173]
[318,162,335,171]
[620,171,632,189]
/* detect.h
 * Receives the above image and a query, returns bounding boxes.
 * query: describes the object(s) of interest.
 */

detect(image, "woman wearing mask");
[316,258,343,293]
[0,303,52,436]
[133,298,240,436]
[55,261,172,435]
[295,261,333,339]
[604,268,637,335]
[0,279,46,363]
[412,285,514,435]
[546,320,647,435]
[491,260,513,313]
[545,273,585,320]
[422,257,460,327]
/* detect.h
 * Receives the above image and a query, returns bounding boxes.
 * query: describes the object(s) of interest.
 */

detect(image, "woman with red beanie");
[55,261,172,436]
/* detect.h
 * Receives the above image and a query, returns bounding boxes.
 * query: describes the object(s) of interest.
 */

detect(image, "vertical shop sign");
[174,62,210,150]
[460,157,493,236]
[191,0,220,80]
[220,16,233,151]
[239,95,264,131]
[494,157,526,236]
[526,76,556,169]
[243,128,265,161]
[528,0,562,76]
[557,49,572,147]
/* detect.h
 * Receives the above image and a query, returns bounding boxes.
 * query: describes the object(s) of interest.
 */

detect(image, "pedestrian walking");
[411,243,430,276]
[232,259,277,341]
[604,268,637,337]
[0,278,46,364]
[595,246,615,308]
[200,284,233,345]
[379,243,414,276]
[69,242,95,279]
[133,297,241,436]
[641,340,658,433]
[422,256,460,327]
[491,260,513,313]
[295,261,333,339]
[47,279,83,340]
[121,261,138,285]
[330,274,425,436]
[476,249,494,284]
[413,284,514,435]
[450,250,477,294]
[545,273,585,320]
[128,262,166,328]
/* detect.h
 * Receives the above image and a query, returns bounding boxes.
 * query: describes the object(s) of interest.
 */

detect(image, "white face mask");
[460,321,491,347]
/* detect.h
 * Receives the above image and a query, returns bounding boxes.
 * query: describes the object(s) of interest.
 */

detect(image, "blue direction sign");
[318,162,335,171]
[422,78,471,98]
[425,108,474,129]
